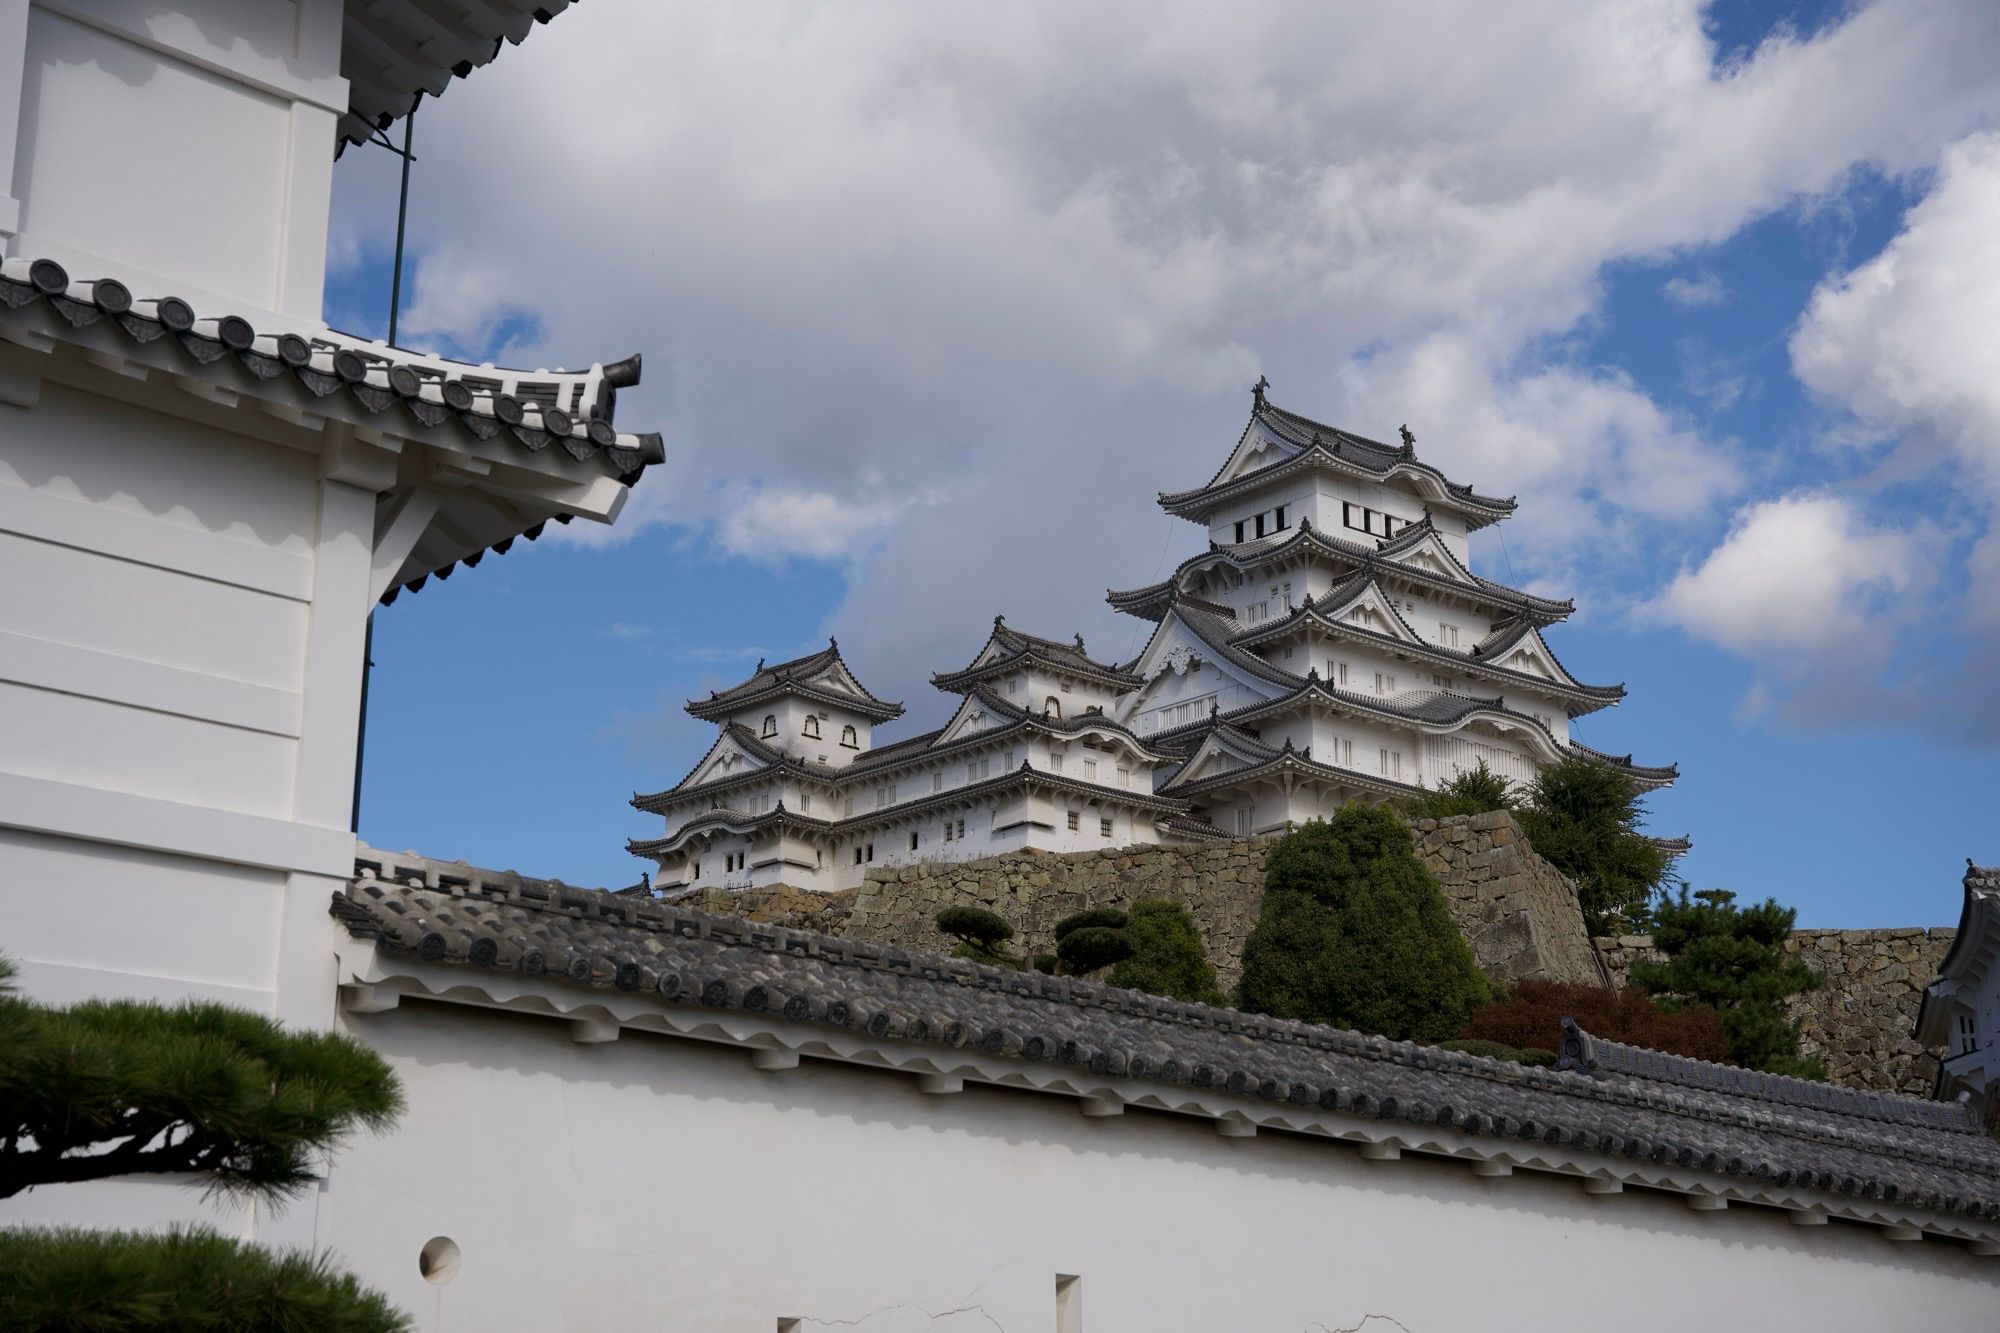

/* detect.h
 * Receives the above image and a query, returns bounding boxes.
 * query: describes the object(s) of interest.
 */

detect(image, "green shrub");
[1237,805,1494,1040]
[1054,908,1128,941]
[1405,760,1514,821]
[1437,1038,1556,1067]
[1459,977,1729,1063]
[1030,953,1058,975]
[1629,888,1823,1076]
[935,906,1013,948]
[0,1226,410,1333]
[1106,901,1225,1005]
[1516,755,1674,934]
[1056,926,1135,975]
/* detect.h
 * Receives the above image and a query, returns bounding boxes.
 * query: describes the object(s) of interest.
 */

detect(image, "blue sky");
[332,1,2000,930]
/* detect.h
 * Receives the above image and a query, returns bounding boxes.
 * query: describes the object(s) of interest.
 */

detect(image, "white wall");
[319,1000,2000,1333]
[3,0,344,318]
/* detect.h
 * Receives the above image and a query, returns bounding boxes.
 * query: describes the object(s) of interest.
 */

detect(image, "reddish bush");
[1459,978,1730,1064]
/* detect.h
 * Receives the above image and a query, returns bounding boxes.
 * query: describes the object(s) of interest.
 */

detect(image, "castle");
[631,380,1675,891]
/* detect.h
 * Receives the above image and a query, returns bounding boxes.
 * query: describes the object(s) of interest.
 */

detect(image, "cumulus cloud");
[330,0,2000,725]
[1652,494,1923,654]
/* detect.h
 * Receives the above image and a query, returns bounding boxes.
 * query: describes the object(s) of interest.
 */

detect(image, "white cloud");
[1662,271,1730,309]
[1792,128,2000,516]
[1651,493,1922,654]
[329,0,2000,722]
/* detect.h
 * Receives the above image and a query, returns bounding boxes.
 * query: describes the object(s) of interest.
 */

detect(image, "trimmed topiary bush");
[934,906,1021,967]
[1056,926,1135,975]
[1459,977,1729,1063]
[1237,804,1494,1041]
[1106,901,1225,1005]
[1053,908,1127,941]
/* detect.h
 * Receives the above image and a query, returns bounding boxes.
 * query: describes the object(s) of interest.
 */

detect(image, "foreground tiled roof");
[0,257,663,601]
[338,2,580,149]
[333,849,2000,1240]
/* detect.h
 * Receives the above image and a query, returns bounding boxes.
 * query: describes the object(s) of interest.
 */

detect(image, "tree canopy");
[1105,901,1226,1006]
[1405,760,1514,821]
[0,1226,411,1333]
[1237,805,1493,1040]
[1515,755,1674,934]
[1628,888,1823,1077]
[0,985,403,1203]
[934,906,1020,967]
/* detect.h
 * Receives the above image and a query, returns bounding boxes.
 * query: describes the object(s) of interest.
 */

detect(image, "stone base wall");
[1596,928,1956,1096]
[1411,811,1607,986]
[681,813,1604,994]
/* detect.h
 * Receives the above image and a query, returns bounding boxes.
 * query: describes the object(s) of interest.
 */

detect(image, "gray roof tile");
[335,851,2000,1221]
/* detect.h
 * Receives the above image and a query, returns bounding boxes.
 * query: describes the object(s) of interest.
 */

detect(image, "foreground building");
[632,383,1674,891]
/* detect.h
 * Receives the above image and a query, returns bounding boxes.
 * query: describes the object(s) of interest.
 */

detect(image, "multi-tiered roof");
[1110,382,1678,798]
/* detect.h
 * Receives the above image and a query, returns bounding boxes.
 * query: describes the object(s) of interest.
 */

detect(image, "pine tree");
[1405,759,1514,821]
[0,955,410,1330]
[1237,805,1494,1040]
[1516,755,1673,934]
[1627,888,1823,1077]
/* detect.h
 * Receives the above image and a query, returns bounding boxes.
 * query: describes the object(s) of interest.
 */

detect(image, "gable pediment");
[937,694,1007,744]
[1382,531,1473,586]
[1319,581,1421,645]
[1163,729,1273,790]
[683,731,777,790]
[1213,422,1301,489]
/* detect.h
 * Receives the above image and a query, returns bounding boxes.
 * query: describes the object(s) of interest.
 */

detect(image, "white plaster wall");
[7,0,344,318]
[321,1001,2000,1333]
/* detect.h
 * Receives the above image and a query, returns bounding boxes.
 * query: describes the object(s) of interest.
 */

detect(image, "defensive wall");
[671,812,1949,1094]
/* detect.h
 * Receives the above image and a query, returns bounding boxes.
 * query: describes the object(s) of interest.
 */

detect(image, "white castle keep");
[630,381,1674,892]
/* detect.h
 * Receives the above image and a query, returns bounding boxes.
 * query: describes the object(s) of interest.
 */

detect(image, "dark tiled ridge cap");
[1259,403,1515,514]
[334,861,2000,1217]
[1164,735,1426,803]
[1107,522,1573,623]
[1568,741,1679,784]
[1558,1020,1977,1135]
[0,260,657,457]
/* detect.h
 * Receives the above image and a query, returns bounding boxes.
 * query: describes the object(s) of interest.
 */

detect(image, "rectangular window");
[1235,809,1251,836]
[1234,520,1246,543]
[844,797,855,817]
[866,843,875,862]
[1254,513,1266,538]
[980,758,992,778]
[910,832,919,851]
[801,792,811,813]
[1100,817,1113,837]
[854,848,863,865]
[1049,751,1064,774]
[956,818,966,838]
[1116,766,1130,788]
[1379,749,1402,779]
[966,763,977,784]
[1083,760,1097,781]
[1004,749,1015,769]
[1066,811,1080,831]
[943,822,953,842]
[1339,738,1354,767]
[932,773,942,793]
[1275,505,1288,530]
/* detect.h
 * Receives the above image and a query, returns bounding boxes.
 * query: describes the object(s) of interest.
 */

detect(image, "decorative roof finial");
[755,657,765,671]
[1252,374,1269,408]
[1307,666,1320,683]
[1399,423,1415,452]
[1209,699,1220,718]
[994,613,1005,627]
[1074,632,1086,652]
[828,635,838,651]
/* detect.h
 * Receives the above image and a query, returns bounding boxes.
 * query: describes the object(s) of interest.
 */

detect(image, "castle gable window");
[760,714,777,738]
[803,715,821,739]
[840,725,858,748]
